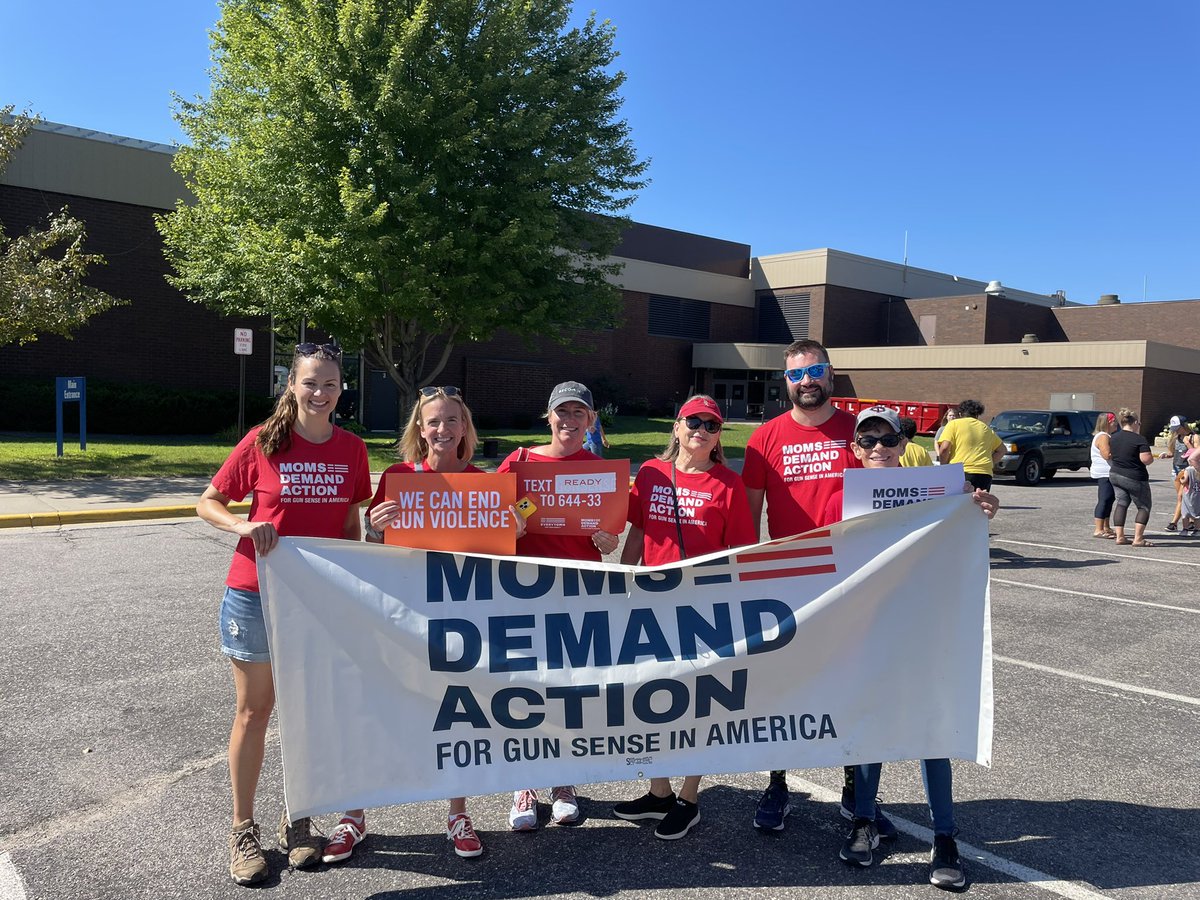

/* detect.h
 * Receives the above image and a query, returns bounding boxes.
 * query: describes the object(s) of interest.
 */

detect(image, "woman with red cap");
[610,394,756,840]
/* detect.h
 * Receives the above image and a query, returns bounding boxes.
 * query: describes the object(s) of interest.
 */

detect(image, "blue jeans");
[855,758,955,835]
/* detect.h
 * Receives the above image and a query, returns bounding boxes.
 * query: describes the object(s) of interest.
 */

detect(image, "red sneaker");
[447,814,483,858]
[322,816,366,864]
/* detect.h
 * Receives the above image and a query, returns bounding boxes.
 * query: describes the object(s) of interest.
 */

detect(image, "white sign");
[234,328,253,355]
[842,463,965,520]
[259,495,993,820]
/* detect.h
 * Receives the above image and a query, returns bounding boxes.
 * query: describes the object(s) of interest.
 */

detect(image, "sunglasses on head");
[784,363,829,383]
[855,433,902,449]
[295,342,342,359]
[682,416,721,434]
[420,385,462,398]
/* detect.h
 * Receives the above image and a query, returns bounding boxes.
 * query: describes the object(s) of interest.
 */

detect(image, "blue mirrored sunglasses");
[785,363,830,383]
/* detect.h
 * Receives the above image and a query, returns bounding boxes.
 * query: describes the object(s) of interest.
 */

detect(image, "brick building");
[3,120,1199,434]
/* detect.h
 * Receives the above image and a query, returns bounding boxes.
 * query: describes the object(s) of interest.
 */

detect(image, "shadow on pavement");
[989,547,1116,570]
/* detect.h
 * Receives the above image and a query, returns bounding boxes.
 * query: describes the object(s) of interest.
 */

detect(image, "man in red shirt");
[740,340,894,839]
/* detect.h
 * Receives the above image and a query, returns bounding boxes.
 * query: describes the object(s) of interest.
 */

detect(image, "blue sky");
[4,0,1198,304]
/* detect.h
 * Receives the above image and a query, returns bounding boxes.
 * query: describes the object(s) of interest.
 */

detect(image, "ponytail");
[256,390,299,458]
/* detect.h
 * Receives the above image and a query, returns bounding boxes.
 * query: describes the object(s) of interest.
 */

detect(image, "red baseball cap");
[679,396,723,424]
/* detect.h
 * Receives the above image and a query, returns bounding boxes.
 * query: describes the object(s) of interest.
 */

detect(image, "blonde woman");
[611,395,754,839]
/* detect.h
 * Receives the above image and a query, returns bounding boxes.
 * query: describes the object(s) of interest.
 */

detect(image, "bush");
[0,377,275,435]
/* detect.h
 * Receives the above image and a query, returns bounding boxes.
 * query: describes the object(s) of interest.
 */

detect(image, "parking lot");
[1,465,1198,899]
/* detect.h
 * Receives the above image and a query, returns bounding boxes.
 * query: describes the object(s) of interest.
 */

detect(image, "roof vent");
[984,280,1005,297]
[1098,293,1120,305]
[1021,333,1040,343]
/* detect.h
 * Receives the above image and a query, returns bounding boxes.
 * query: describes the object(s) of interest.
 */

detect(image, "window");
[757,292,811,343]
[648,295,711,340]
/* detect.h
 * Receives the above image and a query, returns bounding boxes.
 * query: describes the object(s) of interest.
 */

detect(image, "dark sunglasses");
[420,385,462,398]
[683,416,721,434]
[295,342,342,359]
[784,363,830,383]
[855,433,902,449]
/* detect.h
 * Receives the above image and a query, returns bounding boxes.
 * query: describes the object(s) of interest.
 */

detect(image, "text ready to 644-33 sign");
[510,459,629,535]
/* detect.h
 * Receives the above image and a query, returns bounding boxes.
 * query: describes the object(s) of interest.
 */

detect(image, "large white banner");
[259,494,992,820]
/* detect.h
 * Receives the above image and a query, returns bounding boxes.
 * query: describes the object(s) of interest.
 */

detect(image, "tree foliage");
[159,0,647,411]
[0,108,124,346]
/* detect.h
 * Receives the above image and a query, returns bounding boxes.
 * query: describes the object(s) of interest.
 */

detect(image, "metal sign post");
[55,377,87,457]
[234,328,253,436]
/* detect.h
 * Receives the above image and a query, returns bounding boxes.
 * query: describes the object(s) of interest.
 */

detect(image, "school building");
[3,120,1199,434]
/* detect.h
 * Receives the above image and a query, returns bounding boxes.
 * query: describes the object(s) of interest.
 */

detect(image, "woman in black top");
[1108,407,1155,546]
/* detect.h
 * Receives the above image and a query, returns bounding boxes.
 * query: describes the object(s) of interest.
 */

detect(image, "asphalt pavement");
[1,462,1198,899]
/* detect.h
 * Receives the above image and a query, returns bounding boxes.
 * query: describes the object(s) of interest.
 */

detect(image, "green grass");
[0,416,756,481]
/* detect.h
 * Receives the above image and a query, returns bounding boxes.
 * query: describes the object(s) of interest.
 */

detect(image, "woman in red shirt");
[496,381,621,831]
[358,386,497,859]
[612,395,755,840]
[197,343,372,886]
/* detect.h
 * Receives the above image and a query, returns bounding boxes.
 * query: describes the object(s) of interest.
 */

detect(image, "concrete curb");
[0,501,251,529]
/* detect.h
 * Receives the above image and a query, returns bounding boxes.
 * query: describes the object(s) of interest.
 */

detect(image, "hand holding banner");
[510,459,630,535]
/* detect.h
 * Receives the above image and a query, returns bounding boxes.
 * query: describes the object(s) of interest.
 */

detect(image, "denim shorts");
[219,586,271,663]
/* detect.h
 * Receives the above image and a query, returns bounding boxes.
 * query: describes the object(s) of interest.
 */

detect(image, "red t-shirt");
[498,446,602,561]
[212,426,373,592]
[366,461,484,513]
[741,408,860,538]
[628,458,756,565]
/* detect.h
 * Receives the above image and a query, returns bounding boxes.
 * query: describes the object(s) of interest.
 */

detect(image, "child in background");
[1180,448,1200,535]
[833,405,997,892]
[898,416,933,467]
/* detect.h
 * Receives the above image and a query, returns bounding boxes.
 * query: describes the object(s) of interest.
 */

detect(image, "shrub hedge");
[2,377,276,435]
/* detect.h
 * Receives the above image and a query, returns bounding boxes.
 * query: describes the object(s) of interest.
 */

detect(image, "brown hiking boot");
[229,818,268,885]
[278,811,323,868]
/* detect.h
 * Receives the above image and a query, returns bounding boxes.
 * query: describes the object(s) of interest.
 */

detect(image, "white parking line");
[994,538,1200,567]
[0,853,27,900]
[786,776,1110,900]
[995,654,1200,707]
[992,578,1200,615]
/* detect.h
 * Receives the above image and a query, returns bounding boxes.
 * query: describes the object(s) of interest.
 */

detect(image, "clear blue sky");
[4,0,1198,304]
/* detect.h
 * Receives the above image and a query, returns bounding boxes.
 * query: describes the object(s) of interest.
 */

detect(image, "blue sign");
[55,376,87,457]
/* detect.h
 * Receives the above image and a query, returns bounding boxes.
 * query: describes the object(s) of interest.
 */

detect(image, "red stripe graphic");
[739,563,838,582]
[737,545,833,563]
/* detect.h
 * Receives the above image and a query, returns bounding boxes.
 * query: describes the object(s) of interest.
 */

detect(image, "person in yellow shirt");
[898,416,933,467]
[936,400,1004,489]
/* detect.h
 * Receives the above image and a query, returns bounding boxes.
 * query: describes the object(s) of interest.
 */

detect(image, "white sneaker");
[508,789,538,831]
[550,785,579,824]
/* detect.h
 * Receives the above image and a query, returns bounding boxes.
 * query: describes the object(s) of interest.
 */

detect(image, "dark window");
[648,295,711,340]
[757,292,811,343]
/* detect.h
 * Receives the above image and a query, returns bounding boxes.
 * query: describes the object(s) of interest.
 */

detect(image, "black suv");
[990,410,1108,485]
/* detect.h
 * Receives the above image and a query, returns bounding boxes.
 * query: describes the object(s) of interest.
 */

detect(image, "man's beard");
[791,381,829,409]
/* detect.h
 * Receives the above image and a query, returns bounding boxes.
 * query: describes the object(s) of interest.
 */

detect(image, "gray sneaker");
[930,833,967,890]
[278,811,322,868]
[229,819,268,885]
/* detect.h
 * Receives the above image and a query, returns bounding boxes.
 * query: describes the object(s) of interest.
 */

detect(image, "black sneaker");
[1166,522,1178,531]
[612,790,676,821]
[654,798,700,840]
[753,781,791,830]
[839,818,879,867]
[840,784,898,839]
[930,833,967,890]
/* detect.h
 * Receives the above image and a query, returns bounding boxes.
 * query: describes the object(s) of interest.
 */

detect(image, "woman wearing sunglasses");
[346,385,510,860]
[611,395,756,840]
[197,342,373,886]
[497,380,621,832]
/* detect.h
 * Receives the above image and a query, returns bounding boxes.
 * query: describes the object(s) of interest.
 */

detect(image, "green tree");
[0,108,124,346]
[159,0,647,414]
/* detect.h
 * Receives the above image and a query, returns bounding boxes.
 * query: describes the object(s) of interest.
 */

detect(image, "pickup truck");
[989,409,1109,485]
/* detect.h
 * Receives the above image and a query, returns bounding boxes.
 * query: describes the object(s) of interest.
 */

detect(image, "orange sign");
[510,459,630,535]
[382,472,517,555]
